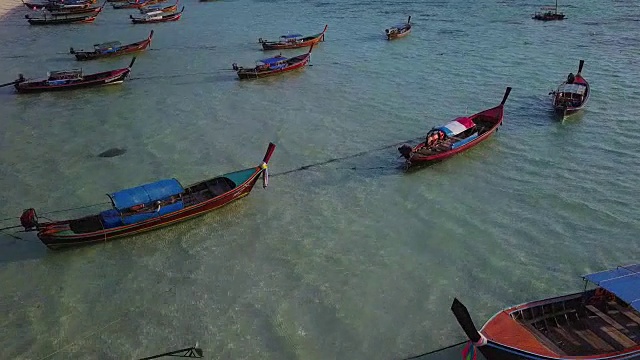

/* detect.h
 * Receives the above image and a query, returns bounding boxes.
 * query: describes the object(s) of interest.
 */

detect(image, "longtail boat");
[22,0,95,10]
[232,45,313,80]
[533,0,566,20]
[112,0,159,9]
[385,16,411,40]
[258,25,327,51]
[25,12,100,24]
[550,60,589,119]
[130,6,183,23]
[398,87,511,169]
[13,57,136,93]
[47,3,104,16]
[451,264,640,360]
[139,1,176,13]
[70,30,153,61]
[19,143,276,249]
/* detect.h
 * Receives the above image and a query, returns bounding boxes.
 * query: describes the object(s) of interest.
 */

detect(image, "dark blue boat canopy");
[108,178,184,211]
[583,264,640,311]
[280,34,302,39]
[259,56,288,65]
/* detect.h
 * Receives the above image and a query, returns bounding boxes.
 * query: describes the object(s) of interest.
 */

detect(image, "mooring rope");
[399,340,467,360]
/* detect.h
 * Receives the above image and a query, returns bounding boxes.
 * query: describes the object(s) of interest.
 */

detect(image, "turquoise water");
[0,0,639,358]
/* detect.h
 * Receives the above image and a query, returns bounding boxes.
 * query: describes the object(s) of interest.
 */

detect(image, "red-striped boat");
[20,143,276,249]
[70,30,153,60]
[258,25,327,51]
[398,87,511,169]
[232,45,313,80]
[550,60,589,119]
[386,16,411,40]
[451,264,640,360]
[130,6,183,23]
[14,57,135,93]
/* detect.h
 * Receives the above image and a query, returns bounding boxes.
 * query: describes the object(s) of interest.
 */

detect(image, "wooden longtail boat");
[19,143,276,250]
[70,30,153,61]
[258,25,327,51]
[451,264,640,360]
[398,87,511,169]
[23,0,95,10]
[533,0,566,21]
[47,3,104,16]
[130,6,183,23]
[139,1,176,14]
[25,12,99,24]
[112,0,160,9]
[550,60,589,119]
[232,45,313,80]
[14,57,135,93]
[385,16,411,40]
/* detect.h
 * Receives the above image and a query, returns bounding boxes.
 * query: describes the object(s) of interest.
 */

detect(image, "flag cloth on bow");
[462,341,477,360]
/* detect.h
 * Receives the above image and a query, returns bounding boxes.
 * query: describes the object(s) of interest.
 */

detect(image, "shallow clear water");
[0,0,639,358]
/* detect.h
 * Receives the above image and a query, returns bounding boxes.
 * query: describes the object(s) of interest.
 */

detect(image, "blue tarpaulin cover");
[259,56,287,65]
[108,178,184,211]
[281,34,302,39]
[583,264,640,312]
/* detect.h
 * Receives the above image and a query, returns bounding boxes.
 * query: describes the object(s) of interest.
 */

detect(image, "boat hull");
[237,53,310,80]
[261,36,322,50]
[387,28,411,40]
[73,34,152,60]
[15,68,130,93]
[37,168,263,249]
[131,12,181,23]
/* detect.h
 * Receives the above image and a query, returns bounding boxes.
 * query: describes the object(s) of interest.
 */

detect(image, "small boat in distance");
[550,60,589,118]
[139,1,176,13]
[451,264,640,360]
[398,87,511,169]
[25,2,104,24]
[13,57,136,93]
[112,0,161,9]
[22,0,96,11]
[19,143,276,249]
[46,3,104,16]
[258,25,327,51]
[70,30,154,60]
[130,6,183,23]
[232,45,313,80]
[385,16,411,40]
[533,0,566,20]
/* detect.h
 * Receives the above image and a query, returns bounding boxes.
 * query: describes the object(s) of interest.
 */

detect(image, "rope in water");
[0,136,423,227]
[399,340,467,360]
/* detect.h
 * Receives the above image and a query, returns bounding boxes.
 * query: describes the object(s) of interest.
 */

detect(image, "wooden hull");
[552,74,590,119]
[453,294,640,360]
[387,28,411,40]
[30,143,276,249]
[27,15,97,24]
[236,53,310,80]
[399,87,511,169]
[261,36,323,50]
[15,68,130,93]
[130,12,181,23]
[73,32,152,60]
[39,171,262,249]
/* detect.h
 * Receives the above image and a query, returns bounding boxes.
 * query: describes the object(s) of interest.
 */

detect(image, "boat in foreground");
[451,264,640,360]
[258,25,327,51]
[385,16,411,40]
[550,60,589,119]
[20,143,276,249]
[533,0,566,20]
[130,6,183,23]
[14,57,136,93]
[398,87,511,169]
[232,45,313,80]
[70,30,153,60]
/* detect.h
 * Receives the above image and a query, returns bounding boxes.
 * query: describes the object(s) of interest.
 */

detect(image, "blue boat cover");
[281,34,302,39]
[259,56,288,65]
[108,178,184,211]
[583,264,640,311]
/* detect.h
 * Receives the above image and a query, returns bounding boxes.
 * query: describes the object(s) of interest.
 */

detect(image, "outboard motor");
[567,72,575,84]
[69,47,75,54]
[385,28,390,34]
[258,38,264,44]
[398,144,413,159]
[17,74,25,83]
[232,63,239,71]
[20,208,38,231]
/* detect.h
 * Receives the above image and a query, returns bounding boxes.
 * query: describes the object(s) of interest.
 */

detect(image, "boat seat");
[586,305,627,331]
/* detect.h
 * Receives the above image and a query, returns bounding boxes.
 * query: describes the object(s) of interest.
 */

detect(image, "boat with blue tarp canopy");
[451,261,640,360]
[258,25,327,51]
[70,31,153,61]
[19,143,276,249]
[108,178,184,211]
[233,46,313,79]
[583,264,640,312]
